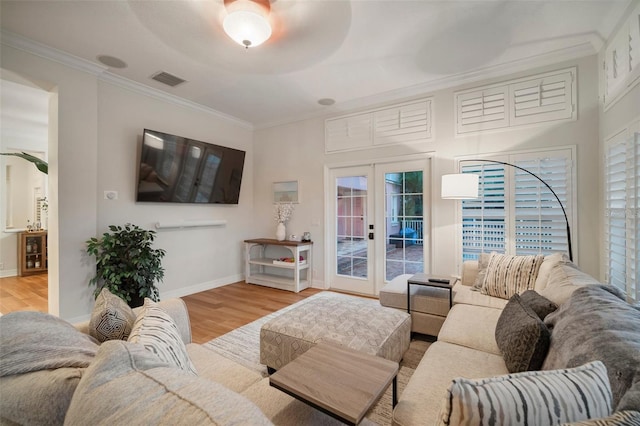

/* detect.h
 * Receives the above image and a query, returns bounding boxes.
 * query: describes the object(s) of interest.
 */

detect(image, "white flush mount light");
[223,0,272,48]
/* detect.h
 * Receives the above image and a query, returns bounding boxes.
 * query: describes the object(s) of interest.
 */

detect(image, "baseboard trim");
[0,270,18,278]
[161,274,244,300]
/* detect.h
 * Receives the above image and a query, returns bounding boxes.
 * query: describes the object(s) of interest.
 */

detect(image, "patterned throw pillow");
[89,288,136,342]
[519,289,557,320]
[481,253,544,299]
[128,299,197,375]
[495,293,551,373]
[438,361,612,426]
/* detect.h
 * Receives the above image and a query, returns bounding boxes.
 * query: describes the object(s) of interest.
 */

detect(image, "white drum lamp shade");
[441,174,479,199]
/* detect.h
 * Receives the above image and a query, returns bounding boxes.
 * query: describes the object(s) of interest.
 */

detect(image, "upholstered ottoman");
[260,292,411,371]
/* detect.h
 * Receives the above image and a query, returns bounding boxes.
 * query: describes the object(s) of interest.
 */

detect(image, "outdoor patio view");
[336,171,424,282]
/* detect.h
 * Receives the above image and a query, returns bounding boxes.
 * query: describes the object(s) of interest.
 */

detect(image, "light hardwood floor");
[0,276,322,344]
[0,274,48,313]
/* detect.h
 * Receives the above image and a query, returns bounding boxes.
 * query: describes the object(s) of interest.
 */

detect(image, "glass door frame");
[374,159,431,286]
[324,155,432,296]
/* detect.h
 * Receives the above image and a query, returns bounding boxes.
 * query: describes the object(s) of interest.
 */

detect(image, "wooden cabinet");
[244,238,313,293]
[18,231,48,276]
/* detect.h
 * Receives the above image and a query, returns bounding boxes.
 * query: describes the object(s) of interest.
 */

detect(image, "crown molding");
[1,31,253,130]
[98,73,253,129]
[256,41,597,130]
[1,30,108,75]
[2,30,598,132]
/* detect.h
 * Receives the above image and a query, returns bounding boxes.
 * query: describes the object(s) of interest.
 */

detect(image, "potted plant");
[86,223,166,307]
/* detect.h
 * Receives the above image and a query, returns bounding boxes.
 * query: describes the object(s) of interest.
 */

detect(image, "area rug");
[204,292,432,425]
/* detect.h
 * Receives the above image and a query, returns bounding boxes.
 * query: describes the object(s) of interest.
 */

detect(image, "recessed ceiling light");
[318,98,335,106]
[97,55,128,69]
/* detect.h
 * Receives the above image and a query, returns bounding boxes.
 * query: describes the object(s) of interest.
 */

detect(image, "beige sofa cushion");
[392,341,508,426]
[437,304,502,356]
[533,252,570,292]
[540,261,601,306]
[187,344,262,393]
[453,282,509,310]
[65,340,273,426]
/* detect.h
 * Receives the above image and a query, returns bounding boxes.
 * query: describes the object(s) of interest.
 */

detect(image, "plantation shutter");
[325,114,372,152]
[605,132,639,304]
[460,149,574,262]
[509,70,574,126]
[513,156,571,255]
[456,86,508,134]
[461,163,506,260]
[373,100,431,145]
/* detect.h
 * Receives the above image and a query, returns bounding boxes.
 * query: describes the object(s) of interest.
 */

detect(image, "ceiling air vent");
[150,71,186,87]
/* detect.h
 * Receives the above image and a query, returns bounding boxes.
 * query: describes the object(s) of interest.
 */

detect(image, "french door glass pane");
[384,171,424,281]
[336,176,368,279]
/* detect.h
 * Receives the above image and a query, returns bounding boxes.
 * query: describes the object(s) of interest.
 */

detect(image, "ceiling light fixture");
[223,0,272,49]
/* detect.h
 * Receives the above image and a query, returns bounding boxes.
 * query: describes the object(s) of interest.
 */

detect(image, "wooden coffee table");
[269,342,399,425]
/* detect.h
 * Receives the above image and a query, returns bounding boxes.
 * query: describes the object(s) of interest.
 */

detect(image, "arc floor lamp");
[442,159,573,262]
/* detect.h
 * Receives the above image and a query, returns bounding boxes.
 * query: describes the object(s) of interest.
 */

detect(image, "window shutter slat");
[605,132,639,304]
[509,70,574,126]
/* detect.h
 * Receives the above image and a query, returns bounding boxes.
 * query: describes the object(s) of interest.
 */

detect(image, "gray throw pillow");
[562,410,640,425]
[471,252,491,291]
[495,293,551,373]
[520,290,557,320]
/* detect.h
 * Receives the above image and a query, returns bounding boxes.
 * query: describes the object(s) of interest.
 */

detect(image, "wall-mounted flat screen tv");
[136,129,245,204]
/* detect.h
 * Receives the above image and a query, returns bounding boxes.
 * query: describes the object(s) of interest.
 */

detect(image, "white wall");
[1,44,255,321]
[96,82,255,299]
[254,55,602,286]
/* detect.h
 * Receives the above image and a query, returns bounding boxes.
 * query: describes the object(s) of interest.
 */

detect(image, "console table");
[244,238,313,293]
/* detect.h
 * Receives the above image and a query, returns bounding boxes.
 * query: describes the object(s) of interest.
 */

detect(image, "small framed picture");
[273,181,299,203]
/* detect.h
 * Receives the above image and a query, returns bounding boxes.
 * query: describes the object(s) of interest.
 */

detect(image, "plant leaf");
[1,152,48,174]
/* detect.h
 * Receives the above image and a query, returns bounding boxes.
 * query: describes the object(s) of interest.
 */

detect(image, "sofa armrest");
[74,298,192,345]
[461,260,478,287]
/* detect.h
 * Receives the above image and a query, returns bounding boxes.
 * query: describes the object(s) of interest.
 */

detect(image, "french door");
[327,159,429,296]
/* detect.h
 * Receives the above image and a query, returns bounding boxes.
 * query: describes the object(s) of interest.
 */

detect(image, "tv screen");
[136,129,245,204]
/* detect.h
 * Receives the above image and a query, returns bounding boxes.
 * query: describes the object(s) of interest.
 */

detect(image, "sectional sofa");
[390,253,640,425]
[1,253,639,425]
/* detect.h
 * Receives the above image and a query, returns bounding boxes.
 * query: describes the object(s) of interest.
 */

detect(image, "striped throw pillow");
[128,298,197,375]
[481,253,544,299]
[438,361,612,426]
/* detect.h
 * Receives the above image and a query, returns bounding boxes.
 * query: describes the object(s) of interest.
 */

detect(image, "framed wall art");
[273,181,299,203]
